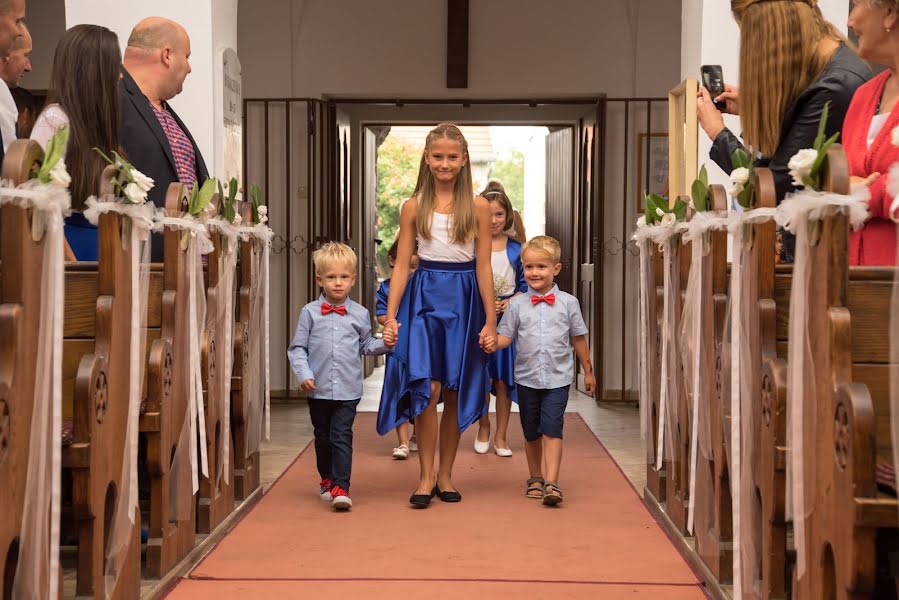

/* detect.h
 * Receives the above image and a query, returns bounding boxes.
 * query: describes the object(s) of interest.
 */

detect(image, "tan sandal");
[525,477,545,499]
[543,481,564,506]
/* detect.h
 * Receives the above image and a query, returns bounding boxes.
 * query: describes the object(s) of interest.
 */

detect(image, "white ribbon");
[239,223,273,439]
[681,211,729,535]
[83,195,156,232]
[154,213,212,483]
[206,216,242,482]
[638,239,651,460]
[2,181,68,600]
[104,205,152,598]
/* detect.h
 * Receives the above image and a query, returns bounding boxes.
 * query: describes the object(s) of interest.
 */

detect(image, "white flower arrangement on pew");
[249,183,268,225]
[37,126,71,188]
[642,187,688,228]
[20,126,72,242]
[180,178,217,249]
[217,177,243,226]
[787,100,839,193]
[94,148,154,203]
[729,148,755,209]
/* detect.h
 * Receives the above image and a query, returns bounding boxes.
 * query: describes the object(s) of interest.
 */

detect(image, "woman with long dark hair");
[31,24,122,261]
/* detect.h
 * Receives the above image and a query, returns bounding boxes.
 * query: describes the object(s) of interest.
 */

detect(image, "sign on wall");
[222,47,242,185]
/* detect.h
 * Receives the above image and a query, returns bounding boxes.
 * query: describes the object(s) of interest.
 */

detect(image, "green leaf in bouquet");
[813,100,831,151]
[644,193,660,224]
[802,173,819,192]
[250,183,264,223]
[699,164,708,187]
[673,198,688,221]
[809,131,840,184]
[737,185,754,209]
[37,126,69,182]
[188,178,217,217]
[228,177,239,203]
[731,148,751,170]
[691,178,708,212]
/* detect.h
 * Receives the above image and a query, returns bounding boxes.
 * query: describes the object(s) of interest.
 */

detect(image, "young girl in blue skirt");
[474,181,526,457]
[379,123,496,508]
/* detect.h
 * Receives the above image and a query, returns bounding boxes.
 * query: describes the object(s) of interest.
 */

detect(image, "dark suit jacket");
[119,68,209,260]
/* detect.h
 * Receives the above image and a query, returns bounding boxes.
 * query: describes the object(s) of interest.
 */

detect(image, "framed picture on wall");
[636,132,668,213]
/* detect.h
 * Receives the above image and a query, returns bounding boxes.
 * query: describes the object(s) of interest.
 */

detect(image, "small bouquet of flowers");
[93,148,154,204]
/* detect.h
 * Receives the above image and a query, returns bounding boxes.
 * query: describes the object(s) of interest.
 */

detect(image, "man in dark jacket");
[119,16,208,261]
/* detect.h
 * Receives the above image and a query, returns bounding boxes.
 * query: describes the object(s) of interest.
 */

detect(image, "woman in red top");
[843,0,899,266]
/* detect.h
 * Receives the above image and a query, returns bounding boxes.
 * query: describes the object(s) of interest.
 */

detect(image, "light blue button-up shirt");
[496,284,588,389]
[287,295,389,400]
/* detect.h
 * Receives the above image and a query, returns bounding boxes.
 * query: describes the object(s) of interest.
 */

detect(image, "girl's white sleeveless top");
[417,212,475,262]
[491,249,516,296]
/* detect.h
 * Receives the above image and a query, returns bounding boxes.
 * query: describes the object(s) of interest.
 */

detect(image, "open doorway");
[372,125,549,281]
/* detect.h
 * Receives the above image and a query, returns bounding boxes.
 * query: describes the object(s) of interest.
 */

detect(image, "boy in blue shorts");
[487,235,595,506]
[288,242,390,510]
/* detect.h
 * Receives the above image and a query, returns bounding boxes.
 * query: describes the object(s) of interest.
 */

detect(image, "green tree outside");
[376,137,420,277]
[487,150,525,213]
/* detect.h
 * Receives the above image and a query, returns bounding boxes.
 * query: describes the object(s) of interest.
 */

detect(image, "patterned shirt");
[151,102,198,190]
[288,295,389,400]
[496,284,588,389]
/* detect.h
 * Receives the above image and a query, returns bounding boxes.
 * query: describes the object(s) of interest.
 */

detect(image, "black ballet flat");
[435,485,462,503]
[409,486,437,508]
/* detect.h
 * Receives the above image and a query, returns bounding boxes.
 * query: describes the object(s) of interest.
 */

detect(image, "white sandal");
[392,444,410,460]
[494,445,513,457]
[474,424,490,454]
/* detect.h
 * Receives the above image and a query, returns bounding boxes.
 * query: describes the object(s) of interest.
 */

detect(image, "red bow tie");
[531,293,556,305]
[321,302,347,316]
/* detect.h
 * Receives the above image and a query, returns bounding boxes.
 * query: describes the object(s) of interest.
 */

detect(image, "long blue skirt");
[487,301,518,407]
[377,259,489,435]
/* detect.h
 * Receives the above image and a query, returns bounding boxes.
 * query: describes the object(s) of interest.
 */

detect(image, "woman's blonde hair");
[732,0,845,156]
[416,123,478,243]
[480,180,514,231]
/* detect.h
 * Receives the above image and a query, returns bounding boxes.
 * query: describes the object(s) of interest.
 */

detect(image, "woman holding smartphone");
[696,0,869,260]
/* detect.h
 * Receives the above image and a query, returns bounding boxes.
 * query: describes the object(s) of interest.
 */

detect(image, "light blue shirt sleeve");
[496,298,519,340]
[359,316,388,356]
[287,307,315,383]
[568,297,589,337]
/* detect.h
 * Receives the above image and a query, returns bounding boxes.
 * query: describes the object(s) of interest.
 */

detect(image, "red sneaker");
[319,477,333,501]
[330,485,353,510]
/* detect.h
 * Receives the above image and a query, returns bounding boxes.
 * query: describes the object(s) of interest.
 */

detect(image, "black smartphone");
[701,65,727,112]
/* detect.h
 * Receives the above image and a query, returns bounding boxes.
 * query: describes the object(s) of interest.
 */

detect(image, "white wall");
[239,0,682,100]
[20,0,65,90]
[64,0,238,176]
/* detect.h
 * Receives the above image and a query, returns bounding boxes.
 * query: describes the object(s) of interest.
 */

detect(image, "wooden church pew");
[139,182,197,578]
[231,202,262,501]
[197,197,237,534]
[758,146,897,598]
[0,140,57,598]
[691,185,733,584]
[61,164,142,598]
[663,209,692,535]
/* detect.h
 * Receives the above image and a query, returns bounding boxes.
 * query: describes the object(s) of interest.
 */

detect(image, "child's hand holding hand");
[383,320,400,348]
[481,335,496,353]
[302,379,317,392]
[494,298,509,314]
[584,371,596,396]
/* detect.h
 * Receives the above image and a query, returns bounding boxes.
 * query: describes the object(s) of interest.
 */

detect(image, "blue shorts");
[517,384,569,442]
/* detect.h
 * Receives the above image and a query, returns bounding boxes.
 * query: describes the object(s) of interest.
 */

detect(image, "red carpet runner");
[166,414,707,599]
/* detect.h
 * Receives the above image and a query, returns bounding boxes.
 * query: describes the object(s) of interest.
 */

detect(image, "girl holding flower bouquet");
[31,24,124,261]
[474,181,527,456]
